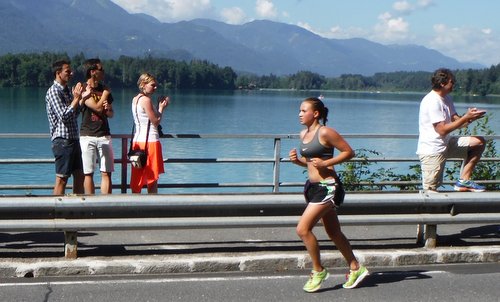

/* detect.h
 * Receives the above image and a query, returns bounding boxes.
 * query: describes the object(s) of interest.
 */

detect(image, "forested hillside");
[0,53,499,96]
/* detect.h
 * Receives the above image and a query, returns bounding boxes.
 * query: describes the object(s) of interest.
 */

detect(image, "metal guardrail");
[0,133,498,194]
[0,134,498,260]
[0,191,499,258]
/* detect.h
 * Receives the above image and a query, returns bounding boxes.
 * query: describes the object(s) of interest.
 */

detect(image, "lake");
[0,87,498,194]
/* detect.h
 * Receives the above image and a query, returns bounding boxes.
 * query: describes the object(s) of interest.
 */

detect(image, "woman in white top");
[130,73,169,193]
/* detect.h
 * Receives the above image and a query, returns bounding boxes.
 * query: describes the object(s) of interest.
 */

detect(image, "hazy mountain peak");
[0,0,483,76]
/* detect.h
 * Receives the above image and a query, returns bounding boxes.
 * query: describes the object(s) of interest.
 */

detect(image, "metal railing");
[1,191,499,258]
[0,133,498,194]
[1,133,499,260]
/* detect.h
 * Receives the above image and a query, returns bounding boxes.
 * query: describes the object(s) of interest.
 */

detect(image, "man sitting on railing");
[416,68,486,193]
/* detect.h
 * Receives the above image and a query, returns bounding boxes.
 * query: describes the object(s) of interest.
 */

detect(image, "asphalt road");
[2,223,499,258]
[0,263,498,302]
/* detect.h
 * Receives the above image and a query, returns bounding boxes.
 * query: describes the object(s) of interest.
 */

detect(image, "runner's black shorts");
[303,177,345,207]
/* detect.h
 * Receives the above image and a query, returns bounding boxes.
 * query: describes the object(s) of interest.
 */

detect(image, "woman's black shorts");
[303,177,345,207]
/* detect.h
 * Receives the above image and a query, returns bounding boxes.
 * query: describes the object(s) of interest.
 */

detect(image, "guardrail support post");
[64,231,78,259]
[272,138,281,193]
[416,224,424,245]
[423,224,437,248]
[121,138,128,193]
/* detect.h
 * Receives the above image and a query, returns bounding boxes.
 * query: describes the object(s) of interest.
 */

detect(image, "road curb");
[1,246,499,278]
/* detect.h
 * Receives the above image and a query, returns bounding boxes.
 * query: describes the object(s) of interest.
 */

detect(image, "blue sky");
[110,0,500,66]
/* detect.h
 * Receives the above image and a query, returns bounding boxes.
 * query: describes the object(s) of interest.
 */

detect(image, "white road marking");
[0,270,448,287]
[0,275,300,287]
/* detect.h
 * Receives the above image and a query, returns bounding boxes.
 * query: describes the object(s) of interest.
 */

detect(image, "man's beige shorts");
[419,136,470,190]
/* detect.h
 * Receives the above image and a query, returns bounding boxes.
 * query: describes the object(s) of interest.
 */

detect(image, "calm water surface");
[0,88,498,194]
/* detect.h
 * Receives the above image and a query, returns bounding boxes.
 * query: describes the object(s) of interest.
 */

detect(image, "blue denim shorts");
[52,138,83,178]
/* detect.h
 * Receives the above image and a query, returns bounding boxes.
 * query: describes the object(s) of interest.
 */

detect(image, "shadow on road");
[0,224,498,258]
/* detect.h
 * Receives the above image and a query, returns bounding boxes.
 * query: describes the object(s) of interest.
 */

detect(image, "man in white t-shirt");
[416,68,486,192]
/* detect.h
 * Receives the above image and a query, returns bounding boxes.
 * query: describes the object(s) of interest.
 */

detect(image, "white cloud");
[372,12,410,42]
[110,0,214,22]
[255,0,278,19]
[111,0,146,12]
[220,7,247,25]
[482,28,492,35]
[297,22,314,33]
[393,0,434,14]
[297,21,332,38]
[393,1,413,14]
[327,26,350,39]
[429,24,500,65]
[296,22,368,40]
[329,26,368,39]
[416,0,434,9]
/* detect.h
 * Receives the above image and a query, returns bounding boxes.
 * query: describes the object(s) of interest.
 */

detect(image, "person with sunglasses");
[79,58,115,194]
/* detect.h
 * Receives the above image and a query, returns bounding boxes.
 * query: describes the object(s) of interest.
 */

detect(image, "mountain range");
[0,0,483,77]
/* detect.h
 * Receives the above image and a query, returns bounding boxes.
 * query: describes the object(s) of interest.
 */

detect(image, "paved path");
[2,264,499,302]
[0,223,498,277]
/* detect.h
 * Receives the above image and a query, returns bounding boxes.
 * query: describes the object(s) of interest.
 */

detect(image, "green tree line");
[237,67,500,96]
[1,52,500,96]
[0,53,237,90]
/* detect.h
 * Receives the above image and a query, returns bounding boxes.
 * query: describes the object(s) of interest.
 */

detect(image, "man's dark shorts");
[52,138,83,178]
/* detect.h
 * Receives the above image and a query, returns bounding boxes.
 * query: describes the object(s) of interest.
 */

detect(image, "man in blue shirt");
[45,60,88,195]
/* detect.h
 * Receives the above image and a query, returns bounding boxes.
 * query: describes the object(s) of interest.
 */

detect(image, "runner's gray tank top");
[299,127,334,159]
